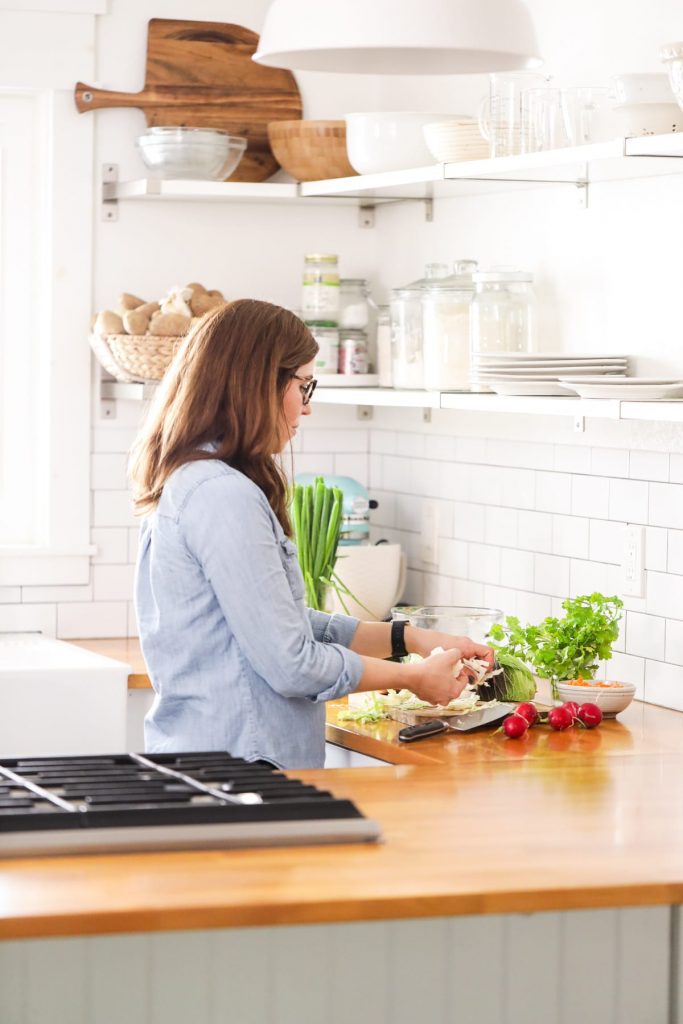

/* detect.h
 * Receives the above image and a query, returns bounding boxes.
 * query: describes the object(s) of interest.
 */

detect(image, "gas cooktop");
[0,752,381,856]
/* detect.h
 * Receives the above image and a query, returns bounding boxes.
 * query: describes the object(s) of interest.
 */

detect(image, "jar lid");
[660,41,683,60]
[340,329,368,338]
[473,270,533,283]
[340,278,368,286]
[304,253,338,262]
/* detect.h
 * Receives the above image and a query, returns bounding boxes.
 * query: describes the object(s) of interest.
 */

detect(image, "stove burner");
[0,752,380,856]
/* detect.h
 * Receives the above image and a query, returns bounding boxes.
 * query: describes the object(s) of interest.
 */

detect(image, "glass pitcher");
[478,71,549,157]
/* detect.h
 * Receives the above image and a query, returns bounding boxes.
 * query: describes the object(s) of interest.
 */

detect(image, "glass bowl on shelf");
[135,127,247,180]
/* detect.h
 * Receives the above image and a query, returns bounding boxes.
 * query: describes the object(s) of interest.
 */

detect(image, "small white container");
[611,73,675,105]
[310,326,339,374]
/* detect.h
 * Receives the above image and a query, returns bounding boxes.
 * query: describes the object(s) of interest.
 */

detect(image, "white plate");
[316,373,379,387]
[559,379,683,400]
[474,359,627,371]
[559,376,682,385]
[473,366,627,378]
[475,352,629,362]
[487,379,577,397]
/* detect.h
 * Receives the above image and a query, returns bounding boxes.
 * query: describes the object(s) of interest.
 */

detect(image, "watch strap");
[391,619,409,659]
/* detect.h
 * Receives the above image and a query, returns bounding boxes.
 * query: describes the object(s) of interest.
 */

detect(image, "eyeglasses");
[292,374,318,406]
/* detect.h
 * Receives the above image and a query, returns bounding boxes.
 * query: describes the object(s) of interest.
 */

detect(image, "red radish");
[578,702,603,728]
[562,701,580,720]
[515,702,539,726]
[503,714,529,739]
[548,705,574,731]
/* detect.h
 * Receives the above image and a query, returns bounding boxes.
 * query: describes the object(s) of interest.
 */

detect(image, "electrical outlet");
[420,501,439,566]
[621,524,645,597]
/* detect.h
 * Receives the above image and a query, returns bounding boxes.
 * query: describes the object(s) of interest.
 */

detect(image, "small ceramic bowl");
[555,680,636,718]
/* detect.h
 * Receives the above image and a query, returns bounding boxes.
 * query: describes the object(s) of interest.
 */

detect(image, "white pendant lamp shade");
[253,0,542,75]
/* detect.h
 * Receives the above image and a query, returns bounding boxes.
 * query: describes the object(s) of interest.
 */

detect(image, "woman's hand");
[403,648,473,706]
[406,626,495,669]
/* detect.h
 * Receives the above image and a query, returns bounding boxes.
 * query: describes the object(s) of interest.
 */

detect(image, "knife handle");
[398,720,447,742]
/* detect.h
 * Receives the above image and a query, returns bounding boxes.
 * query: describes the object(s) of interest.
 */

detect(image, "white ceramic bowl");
[612,102,681,136]
[423,120,489,163]
[136,128,247,180]
[555,680,636,718]
[660,42,683,112]
[345,111,455,174]
[611,73,675,105]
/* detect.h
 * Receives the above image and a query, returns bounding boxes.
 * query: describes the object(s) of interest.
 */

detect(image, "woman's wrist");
[404,625,426,658]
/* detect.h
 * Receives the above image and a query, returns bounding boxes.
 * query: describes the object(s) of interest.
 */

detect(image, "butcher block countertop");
[5,637,675,942]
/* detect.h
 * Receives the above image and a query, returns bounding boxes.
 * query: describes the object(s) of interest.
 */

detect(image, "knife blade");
[397,702,514,742]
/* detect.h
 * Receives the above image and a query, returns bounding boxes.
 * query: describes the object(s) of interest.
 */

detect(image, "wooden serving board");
[74,19,302,182]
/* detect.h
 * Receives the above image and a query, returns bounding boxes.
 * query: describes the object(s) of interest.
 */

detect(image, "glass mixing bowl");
[136,127,247,181]
[394,605,503,643]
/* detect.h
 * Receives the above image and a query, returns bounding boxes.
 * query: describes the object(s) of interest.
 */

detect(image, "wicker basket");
[89,332,183,383]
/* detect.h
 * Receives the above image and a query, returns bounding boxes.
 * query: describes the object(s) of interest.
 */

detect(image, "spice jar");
[422,260,478,391]
[390,263,449,389]
[302,253,340,325]
[338,329,369,374]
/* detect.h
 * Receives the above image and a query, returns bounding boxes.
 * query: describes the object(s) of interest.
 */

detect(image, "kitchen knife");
[398,702,515,742]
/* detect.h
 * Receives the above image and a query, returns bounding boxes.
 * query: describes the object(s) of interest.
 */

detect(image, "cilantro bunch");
[489,593,624,696]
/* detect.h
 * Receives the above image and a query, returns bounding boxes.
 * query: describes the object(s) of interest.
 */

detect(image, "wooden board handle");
[74,81,143,113]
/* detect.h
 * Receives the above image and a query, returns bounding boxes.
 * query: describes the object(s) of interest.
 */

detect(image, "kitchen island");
[3,640,680,1024]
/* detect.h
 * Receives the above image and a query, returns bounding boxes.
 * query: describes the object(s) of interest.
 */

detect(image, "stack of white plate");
[423,120,490,163]
[473,352,629,396]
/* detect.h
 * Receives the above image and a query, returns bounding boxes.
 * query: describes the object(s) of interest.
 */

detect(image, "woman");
[130,299,493,769]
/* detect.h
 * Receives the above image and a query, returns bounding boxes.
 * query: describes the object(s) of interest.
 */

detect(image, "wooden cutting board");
[386,706,473,726]
[74,19,303,182]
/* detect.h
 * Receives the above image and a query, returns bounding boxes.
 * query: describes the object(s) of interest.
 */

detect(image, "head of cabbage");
[485,649,536,702]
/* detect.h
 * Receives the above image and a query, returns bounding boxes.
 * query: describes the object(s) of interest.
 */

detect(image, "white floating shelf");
[314,387,441,408]
[104,133,683,207]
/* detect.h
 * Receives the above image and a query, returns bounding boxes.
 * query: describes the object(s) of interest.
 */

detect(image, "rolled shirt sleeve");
[179,473,364,702]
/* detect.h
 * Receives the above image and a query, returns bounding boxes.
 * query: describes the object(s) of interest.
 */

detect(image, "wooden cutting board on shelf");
[74,18,302,182]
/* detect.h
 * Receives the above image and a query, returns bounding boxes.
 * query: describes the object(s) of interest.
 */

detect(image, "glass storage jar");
[310,326,339,374]
[375,305,392,387]
[302,253,340,325]
[339,279,374,330]
[390,263,449,389]
[338,329,369,374]
[422,260,478,391]
[470,269,536,362]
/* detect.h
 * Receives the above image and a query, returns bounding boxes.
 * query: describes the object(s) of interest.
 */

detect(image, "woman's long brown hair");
[129,299,318,535]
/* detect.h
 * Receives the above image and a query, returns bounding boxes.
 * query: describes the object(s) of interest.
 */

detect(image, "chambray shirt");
[134,455,364,769]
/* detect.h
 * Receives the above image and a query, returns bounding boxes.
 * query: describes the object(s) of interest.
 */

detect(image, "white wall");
[3,0,683,713]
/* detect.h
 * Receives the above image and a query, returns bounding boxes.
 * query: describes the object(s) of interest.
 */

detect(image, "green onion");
[289,477,344,611]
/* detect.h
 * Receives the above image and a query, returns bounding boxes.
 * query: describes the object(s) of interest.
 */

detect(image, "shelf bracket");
[357,405,374,421]
[424,198,434,223]
[102,163,119,222]
[358,205,375,229]
[574,415,586,433]
[576,177,589,209]
[423,408,432,423]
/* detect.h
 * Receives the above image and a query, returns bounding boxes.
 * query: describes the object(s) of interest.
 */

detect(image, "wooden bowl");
[267,120,357,182]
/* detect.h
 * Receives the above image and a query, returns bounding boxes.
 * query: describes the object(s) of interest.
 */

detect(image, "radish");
[515,702,538,726]
[578,702,603,728]
[503,714,529,739]
[562,701,580,720]
[548,706,574,731]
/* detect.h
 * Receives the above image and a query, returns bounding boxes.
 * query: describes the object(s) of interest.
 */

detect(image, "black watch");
[391,619,409,659]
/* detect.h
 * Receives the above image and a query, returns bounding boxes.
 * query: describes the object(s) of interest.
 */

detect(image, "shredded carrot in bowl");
[564,677,630,689]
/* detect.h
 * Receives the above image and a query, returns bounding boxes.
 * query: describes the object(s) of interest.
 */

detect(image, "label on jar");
[311,328,339,374]
[302,272,340,320]
[338,334,369,375]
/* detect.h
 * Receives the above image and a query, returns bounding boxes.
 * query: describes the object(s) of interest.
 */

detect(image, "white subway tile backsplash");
[454,437,488,463]
[607,652,645,694]
[665,619,683,665]
[625,611,665,660]
[423,572,453,604]
[667,529,683,574]
[0,587,21,603]
[127,603,139,639]
[534,554,570,597]
[669,453,683,483]
[394,494,422,533]
[303,428,368,453]
[535,471,571,513]
[590,447,629,477]
[608,478,649,524]
[370,490,396,529]
[93,564,136,602]
[646,570,683,619]
[468,544,501,585]
[483,585,517,615]
[293,452,334,476]
[128,527,141,564]
[0,604,56,636]
[91,452,129,491]
[92,490,137,529]
[452,577,485,605]
[422,459,447,499]
[645,527,668,571]
[553,445,591,474]
[368,453,383,490]
[370,431,396,455]
[552,514,589,559]
[437,463,472,502]
[571,474,609,519]
[500,549,534,591]
[569,559,609,598]
[403,568,424,605]
[588,519,625,564]
[486,440,554,471]
[649,483,683,529]
[644,659,683,711]
[22,584,93,604]
[439,538,468,578]
[629,450,669,482]
[334,453,369,484]
[469,464,501,504]
[517,510,553,553]
[498,468,535,509]
[395,431,425,459]
[425,434,457,461]
[91,527,130,565]
[92,426,137,454]
[515,591,552,623]
[57,601,128,639]
[452,502,486,542]
[485,506,518,548]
